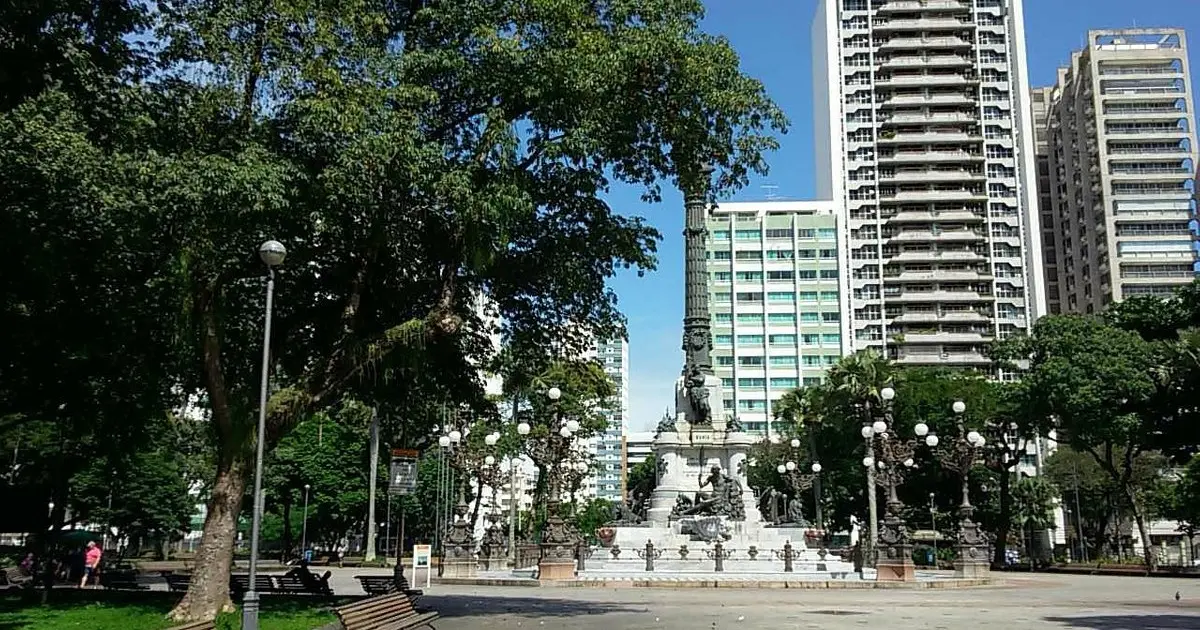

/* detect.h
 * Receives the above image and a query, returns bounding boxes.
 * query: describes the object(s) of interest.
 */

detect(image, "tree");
[1011,476,1057,566]
[1013,315,1163,568]
[626,454,657,504]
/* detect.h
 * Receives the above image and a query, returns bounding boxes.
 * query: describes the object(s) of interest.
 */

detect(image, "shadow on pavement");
[426,593,648,619]
[1044,614,1200,629]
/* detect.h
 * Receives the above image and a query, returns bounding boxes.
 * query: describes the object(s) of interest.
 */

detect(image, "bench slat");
[334,593,437,630]
[166,621,216,630]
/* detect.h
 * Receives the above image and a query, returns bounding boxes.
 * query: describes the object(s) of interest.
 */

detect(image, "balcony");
[878,149,984,164]
[877,36,974,50]
[875,0,971,13]
[897,330,996,344]
[883,208,987,223]
[885,228,986,243]
[879,188,987,202]
[1099,66,1185,77]
[879,111,977,125]
[879,168,984,183]
[886,249,987,263]
[893,350,991,366]
[879,54,974,69]
[879,92,978,107]
[883,289,993,303]
[873,17,975,32]
[889,310,992,324]
[885,269,992,282]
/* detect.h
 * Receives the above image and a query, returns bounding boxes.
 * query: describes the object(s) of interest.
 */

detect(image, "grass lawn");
[0,591,340,630]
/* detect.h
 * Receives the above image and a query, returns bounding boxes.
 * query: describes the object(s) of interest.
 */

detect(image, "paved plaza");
[395,574,1200,630]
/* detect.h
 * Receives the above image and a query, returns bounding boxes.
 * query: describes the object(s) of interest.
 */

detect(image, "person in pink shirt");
[80,541,102,588]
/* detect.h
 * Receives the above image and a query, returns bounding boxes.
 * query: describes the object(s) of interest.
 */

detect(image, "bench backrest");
[335,593,419,630]
[166,621,215,630]
[275,574,328,592]
[229,575,275,591]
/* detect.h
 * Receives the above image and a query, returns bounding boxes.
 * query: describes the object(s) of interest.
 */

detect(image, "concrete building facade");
[706,200,849,437]
[587,338,629,501]
[1039,29,1198,312]
[813,0,1044,371]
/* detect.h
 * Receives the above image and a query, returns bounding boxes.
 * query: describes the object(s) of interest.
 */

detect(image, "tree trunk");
[1125,486,1157,569]
[992,466,1012,568]
[168,453,250,622]
[282,499,293,562]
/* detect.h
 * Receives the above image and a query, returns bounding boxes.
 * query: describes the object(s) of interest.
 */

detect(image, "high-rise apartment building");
[706,201,849,436]
[813,0,1044,369]
[586,338,629,501]
[1031,86,1064,314]
[1039,29,1198,312]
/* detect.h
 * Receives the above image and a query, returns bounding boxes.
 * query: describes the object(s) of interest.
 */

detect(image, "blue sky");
[606,0,1200,432]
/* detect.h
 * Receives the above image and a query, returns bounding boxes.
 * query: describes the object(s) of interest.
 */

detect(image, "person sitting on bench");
[284,560,331,592]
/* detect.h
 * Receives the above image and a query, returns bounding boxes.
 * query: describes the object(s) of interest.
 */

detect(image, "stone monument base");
[955,559,990,579]
[537,559,576,581]
[441,558,477,579]
[875,553,915,582]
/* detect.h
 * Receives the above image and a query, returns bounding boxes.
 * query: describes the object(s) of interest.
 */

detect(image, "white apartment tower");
[813,0,1044,369]
[1040,29,1199,312]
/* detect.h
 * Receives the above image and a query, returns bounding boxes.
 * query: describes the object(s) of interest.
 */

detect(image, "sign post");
[388,449,419,566]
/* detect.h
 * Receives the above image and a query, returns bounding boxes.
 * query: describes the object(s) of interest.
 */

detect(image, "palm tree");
[1012,476,1057,569]
[825,349,898,417]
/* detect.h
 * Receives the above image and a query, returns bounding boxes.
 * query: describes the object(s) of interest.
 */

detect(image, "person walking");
[80,541,102,588]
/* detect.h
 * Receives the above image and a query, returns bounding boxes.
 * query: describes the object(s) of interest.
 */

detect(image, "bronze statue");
[673,466,745,521]
[785,495,809,527]
[655,411,676,436]
[686,366,712,425]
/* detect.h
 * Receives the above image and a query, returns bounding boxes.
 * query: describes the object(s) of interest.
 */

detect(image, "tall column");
[681,163,716,376]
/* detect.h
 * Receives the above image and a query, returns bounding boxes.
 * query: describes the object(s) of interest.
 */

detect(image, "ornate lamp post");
[920,400,991,578]
[777,436,825,532]
[860,386,936,582]
[518,387,583,580]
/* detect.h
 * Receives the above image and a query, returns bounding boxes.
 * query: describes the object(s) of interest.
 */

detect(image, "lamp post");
[244,239,286,630]
[301,484,311,558]
[519,386,583,580]
[777,437,825,531]
[860,385,932,582]
[919,400,990,578]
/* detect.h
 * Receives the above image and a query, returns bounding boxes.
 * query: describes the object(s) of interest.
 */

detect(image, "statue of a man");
[786,495,809,527]
[686,366,712,424]
[695,465,730,515]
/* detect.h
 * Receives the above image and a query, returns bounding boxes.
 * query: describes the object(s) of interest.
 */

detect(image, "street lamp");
[516,387,583,578]
[301,484,311,557]
[244,239,286,630]
[860,385,927,582]
[918,400,991,578]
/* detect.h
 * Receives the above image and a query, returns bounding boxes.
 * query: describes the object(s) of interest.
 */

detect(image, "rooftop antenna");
[761,184,781,200]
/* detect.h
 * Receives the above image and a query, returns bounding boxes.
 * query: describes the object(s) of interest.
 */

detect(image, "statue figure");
[631,491,648,520]
[757,488,779,525]
[656,457,668,479]
[785,495,809,527]
[726,415,744,433]
[724,473,746,521]
[655,410,676,436]
[675,466,745,521]
[685,366,712,425]
[683,327,710,368]
[607,499,643,526]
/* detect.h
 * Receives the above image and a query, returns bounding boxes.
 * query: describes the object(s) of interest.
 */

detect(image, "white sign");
[412,544,433,588]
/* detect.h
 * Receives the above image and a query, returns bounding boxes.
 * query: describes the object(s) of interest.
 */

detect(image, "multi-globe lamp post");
[516,387,585,579]
[776,436,825,531]
[859,386,938,581]
[919,400,991,577]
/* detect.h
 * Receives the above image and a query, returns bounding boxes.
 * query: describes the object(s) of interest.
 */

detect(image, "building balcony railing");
[876,36,974,50]
[879,54,974,69]
[875,0,971,13]
[889,311,993,324]
[878,150,983,163]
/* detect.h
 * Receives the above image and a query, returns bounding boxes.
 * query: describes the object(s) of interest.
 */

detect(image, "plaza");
[403,574,1200,630]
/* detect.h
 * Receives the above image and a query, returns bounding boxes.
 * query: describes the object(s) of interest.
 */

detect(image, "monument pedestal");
[441,558,477,579]
[875,545,915,582]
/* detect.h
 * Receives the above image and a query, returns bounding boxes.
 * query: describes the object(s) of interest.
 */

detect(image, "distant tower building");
[1038,29,1199,312]
[584,338,629,502]
[813,0,1045,371]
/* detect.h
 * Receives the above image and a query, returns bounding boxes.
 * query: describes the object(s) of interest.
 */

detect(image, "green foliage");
[626,454,658,502]
[573,498,614,544]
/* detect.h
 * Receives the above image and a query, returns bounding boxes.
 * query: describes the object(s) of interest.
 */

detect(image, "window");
[797,229,816,239]
[717,356,734,366]
[822,312,840,323]
[735,229,760,241]
[767,270,795,281]
[768,291,795,303]
[737,334,764,345]
[737,292,763,303]
[713,312,732,324]
[714,292,731,303]
[819,248,838,259]
[803,355,822,366]
[822,333,841,345]
[714,334,733,346]
[817,228,837,239]
[738,378,766,388]
[765,228,793,239]
[712,230,730,241]
[799,291,818,301]
[712,271,732,282]
[721,378,734,388]
[737,312,764,324]
[770,377,799,389]
[713,251,731,260]
[797,270,817,280]
[802,333,820,345]
[738,399,767,411]
[738,356,764,367]
[766,249,795,260]
[769,334,797,346]
[797,249,817,259]
[736,271,764,281]
[801,312,819,322]
[770,355,798,366]
[803,377,823,387]
[823,355,839,366]
[820,291,839,300]
[768,312,796,324]
[735,250,762,261]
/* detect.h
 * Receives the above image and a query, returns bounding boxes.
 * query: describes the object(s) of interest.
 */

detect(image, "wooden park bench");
[355,574,423,600]
[0,567,32,589]
[164,573,192,592]
[333,592,438,630]
[166,621,216,630]
[275,573,333,595]
[229,574,278,596]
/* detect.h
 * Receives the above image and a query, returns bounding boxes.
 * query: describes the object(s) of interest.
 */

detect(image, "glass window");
[797,270,817,280]
[714,312,733,324]
[820,269,839,279]
[820,291,839,300]
[770,355,798,366]
[721,378,734,388]
[801,312,820,322]
[802,333,820,345]
[736,271,763,281]
[717,356,735,366]
[770,377,799,389]
[738,378,766,388]
[735,250,762,261]
[713,271,732,282]
[768,291,795,303]
[768,312,796,324]
[797,249,817,259]
[714,292,731,303]
[803,376,823,386]
[803,356,822,366]
[822,312,840,323]
[714,334,733,346]
[739,356,764,366]
[766,250,795,260]
[765,228,793,239]
[822,333,841,344]
[735,229,760,240]
[769,334,797,346]
[817,228,837,239]
[797,229,816,239]
[767,270,794,281]
[737,313,764,324]
[823,355,839,365]
[799,291,819,301]
[712,230,730,241]
[713,251,731,260]
[738,399,767,411]
[737,292,764,303]
[819,249,838,259]
[737,334,764,346]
